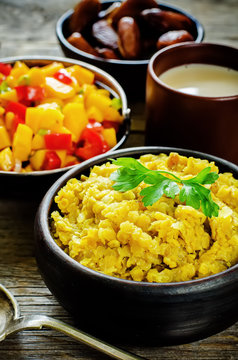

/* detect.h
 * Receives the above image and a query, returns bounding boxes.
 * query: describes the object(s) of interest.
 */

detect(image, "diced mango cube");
[40,62,64,77]
[81,84,96,101]
[63,94,84,106]
[30,149,47,170]
[5,112,15,130]
[0,147,13,171]
[12,124,33,161]
[85,92,123,122]
[26,106,64,134]
[0,89,18,102]
[51,126,72,135]
[66,65,94,85]
[0,126,11,149]
[28,67,45,86]
[5,75,16,88]
[85,92,109,111]
[103,106,124,123]
[45,77,75,99]
[10,61,29,81]
[63,103,88,142]
[102,128,117,148]
[87,106,103,123]
[55,150,67,167]
[64,155,78,167]
[32,133,45,150]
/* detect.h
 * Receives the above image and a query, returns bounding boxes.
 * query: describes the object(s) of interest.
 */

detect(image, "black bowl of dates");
[56,0,204,99]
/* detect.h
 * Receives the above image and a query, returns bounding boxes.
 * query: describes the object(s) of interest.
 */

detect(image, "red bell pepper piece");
[87,119,103,132]
[0,62,12,76]
[75,128,109,160]
[66,141,77,156]
[102,120,120,132]
[44,133,72,151]
[10,114,25,138]
[42,151,61,170]
[15,85,45,103]
[75,144,97,160]
[5,101,27,120]
[53,70,72,85]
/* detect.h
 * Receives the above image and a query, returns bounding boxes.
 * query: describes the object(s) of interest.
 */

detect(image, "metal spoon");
[0,283,145,360]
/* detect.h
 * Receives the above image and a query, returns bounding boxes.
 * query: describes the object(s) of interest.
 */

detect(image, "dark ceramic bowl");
[145,42,238,165]
[56,0,204,100]
[35,146,238,346]
[0,55,130,196]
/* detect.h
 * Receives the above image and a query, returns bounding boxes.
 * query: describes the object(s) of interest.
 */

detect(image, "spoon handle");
[7,315,145,360]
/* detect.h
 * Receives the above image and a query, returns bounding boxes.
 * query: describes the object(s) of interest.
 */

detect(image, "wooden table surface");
[0,1,238,359]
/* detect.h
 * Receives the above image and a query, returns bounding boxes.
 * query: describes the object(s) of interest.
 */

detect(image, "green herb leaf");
[185,166,219,185]
[110,157,219,217]
[141,179,180,206]
[179,183,202,210]
[111,98,122,110]
[163,181,180,199]
[0,81,11,94]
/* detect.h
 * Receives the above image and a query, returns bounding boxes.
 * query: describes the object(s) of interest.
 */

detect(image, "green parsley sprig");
[110,157,220,218]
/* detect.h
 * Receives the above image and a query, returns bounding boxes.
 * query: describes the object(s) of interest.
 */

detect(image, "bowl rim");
[0,55,130,177]
[56,0,205,66]
[148,42,238,101]
[36,145,238,292]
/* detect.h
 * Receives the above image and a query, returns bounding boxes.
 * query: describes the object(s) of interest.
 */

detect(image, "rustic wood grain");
[0,0,238,359]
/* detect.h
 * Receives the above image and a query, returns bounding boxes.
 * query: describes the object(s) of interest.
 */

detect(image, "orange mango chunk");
[0,126,11,150]
[63,102,88,142]
[12,123,33,161]
[26,106,64,134]
[0,147,13,171]
[45,77,75,99]
[102,128,117,148]
[40,62,64,77]
[30,149,47,171]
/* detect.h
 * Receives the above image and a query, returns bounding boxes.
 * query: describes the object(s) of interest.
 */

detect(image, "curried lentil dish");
[51,152,238,283]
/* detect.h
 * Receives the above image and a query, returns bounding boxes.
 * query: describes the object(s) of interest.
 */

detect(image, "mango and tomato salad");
[0,61,123,172]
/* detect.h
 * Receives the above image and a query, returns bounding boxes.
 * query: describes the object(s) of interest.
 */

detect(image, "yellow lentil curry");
[51,152,238,283]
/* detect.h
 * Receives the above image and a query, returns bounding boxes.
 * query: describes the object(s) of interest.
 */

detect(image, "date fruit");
[157,30,194,49]
[67,0,197,60]
[118,17,141,59]
[67,32,99,56]
[97,48,120,59]
[69,0,101,33]
[110,0,159,25]
[92,20,119,49]
[141,8,193,35]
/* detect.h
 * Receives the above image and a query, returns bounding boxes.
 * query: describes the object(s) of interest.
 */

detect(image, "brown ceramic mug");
[145,43,238,164]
